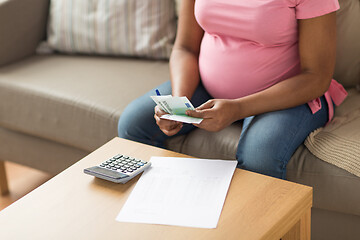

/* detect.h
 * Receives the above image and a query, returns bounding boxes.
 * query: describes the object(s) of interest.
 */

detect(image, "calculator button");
[137,163,144,166]
[123,156,129,159]
[114,154,122,159]
[111,167,117,170]
[109,163,115,167]
[100,164,106,167]
[131,167,137,170]
[106,166,111,169]
[120,167,126,170]
[126,169,133,173]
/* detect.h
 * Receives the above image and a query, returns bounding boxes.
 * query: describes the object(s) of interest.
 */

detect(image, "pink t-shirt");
[195,0,341,94]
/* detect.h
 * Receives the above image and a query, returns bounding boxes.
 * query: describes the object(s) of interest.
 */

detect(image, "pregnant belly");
[199,34,301,99]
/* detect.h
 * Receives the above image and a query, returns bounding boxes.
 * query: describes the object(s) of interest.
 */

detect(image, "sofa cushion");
[333,0,360,88]
[287,144,360,217]
[166,122,242,160]
[0,54,169,151]
[0,126,88,174]
[0,0,49,66]
[47,0,176,59]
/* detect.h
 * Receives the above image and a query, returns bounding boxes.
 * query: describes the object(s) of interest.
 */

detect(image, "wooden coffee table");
[0,138,312,239]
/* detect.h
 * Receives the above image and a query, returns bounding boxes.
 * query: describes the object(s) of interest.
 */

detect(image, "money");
[151,95,203,124]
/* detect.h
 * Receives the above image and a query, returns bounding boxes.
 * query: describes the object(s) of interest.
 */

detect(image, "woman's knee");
[236,119,291,179]
[118,97,156,140]
[118,100,142,138]
[236,106,323,179]
[237,141,287,179]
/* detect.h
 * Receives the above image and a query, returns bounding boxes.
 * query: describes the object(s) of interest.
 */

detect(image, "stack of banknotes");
[151,95,203,124]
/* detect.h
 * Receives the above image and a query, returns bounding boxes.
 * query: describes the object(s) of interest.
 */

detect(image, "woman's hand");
[154,106,183,136]
[186,99,239,132]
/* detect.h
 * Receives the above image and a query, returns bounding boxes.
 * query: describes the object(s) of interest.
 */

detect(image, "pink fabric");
[195,0,345,121]
[308,80,348,123]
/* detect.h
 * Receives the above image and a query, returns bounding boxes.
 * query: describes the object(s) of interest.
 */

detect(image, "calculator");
[83,154,151,183]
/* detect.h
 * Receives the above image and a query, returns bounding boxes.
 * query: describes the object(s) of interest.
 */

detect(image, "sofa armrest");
[0,0,49,66]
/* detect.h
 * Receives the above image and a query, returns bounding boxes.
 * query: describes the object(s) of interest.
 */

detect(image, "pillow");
[334,0,360,88]
[175,0,181,16]
[47,0,177,59]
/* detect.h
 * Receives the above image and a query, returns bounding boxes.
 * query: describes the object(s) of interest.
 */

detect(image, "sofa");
[0,0,359,239]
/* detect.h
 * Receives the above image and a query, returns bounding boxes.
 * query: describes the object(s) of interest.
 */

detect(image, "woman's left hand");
[186,99,240,132]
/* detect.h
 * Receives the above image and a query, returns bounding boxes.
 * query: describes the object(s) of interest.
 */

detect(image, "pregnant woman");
[118,0,347,179]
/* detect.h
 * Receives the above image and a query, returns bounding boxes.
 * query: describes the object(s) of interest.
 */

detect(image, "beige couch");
[0,0,359,239]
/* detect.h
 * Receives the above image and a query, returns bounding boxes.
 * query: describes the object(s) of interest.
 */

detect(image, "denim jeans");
[118,81,329,179]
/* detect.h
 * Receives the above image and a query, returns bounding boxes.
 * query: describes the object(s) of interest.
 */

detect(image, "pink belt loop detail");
[328,79,348,106]
[308,98,322,114]
[324,92,334,123]
[307,79,348,124]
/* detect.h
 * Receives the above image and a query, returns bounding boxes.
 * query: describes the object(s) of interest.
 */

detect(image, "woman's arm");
[187,12,337,132]
[154,0,204,136]
[170,0,204,98]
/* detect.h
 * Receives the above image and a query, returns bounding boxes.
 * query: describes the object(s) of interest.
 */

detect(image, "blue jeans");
[118,81,329,179]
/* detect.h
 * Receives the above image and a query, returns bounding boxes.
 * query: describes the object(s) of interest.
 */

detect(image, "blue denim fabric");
[236,96,328,179]
[118,81,328,179]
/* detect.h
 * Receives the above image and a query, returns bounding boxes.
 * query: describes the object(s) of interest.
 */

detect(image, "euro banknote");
[151,95,203,124]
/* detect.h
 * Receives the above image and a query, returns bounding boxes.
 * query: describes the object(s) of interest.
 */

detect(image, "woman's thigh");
[236,96,329,179]
[118,81,212,148]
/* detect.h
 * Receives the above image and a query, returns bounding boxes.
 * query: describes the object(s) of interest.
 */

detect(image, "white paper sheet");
[160,114,203,124]
[116,157,237,228]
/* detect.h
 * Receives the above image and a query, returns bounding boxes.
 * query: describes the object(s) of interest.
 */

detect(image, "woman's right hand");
[154,106,183,136]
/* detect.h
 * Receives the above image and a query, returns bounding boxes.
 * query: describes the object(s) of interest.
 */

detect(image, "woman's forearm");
[233,72,331,120]
[169,48,201,99]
